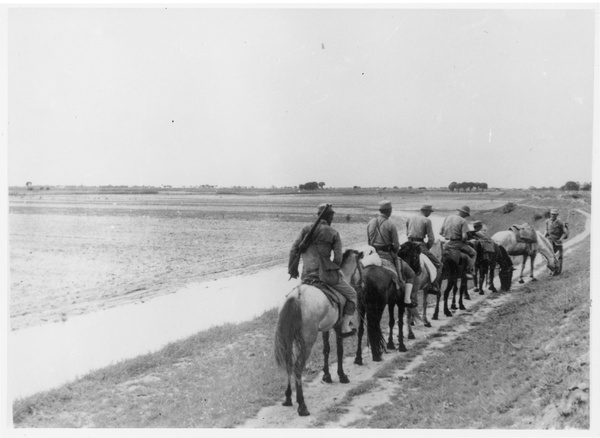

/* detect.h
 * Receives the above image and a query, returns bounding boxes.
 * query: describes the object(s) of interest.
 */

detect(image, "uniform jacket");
[440,214,469,241]
[406,213,436,248]
[289,220,342,281]
[367,213,399,262]
[545,218,568,244]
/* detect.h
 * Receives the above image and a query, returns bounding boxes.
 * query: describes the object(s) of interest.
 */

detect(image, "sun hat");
[379,200,392,210]
[421,204,433,212]
[457,205,471,216]
[318,203,335,214]
[550,208,558,215]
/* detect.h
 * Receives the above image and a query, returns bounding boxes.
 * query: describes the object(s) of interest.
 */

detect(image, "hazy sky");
[6,5,598,189]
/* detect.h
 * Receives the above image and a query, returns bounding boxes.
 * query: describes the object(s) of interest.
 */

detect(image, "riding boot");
[403,283,417,308]
[340,315,356,338]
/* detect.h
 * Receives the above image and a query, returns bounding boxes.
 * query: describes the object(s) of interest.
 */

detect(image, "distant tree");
[448,181,457,192]
[318,182,325,190]
[581,182,591,191]
[562,181,580,191]
[479,182,488,191]
[26,181,33,191]
[299,181,319,191]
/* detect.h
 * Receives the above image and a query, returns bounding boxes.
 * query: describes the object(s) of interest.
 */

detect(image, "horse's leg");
[459,276,467,310]
[478,263,485,295]
[322,331,332,384]
[423,289,431,328]
[407,304,416,340]
[387,302,396,350]
[443,277,453,317]
[354,303,366,365]
[519,256,526,283]
[368,299,386,362]
[473,267,480,292]
[530,253,537,281]
[295,374,309,416]
[335,329,349,383]
[451,281,458,310]
[283,377,293,407]
[433,280,443,320]
[489,262,498,292]
[397,301,407,352]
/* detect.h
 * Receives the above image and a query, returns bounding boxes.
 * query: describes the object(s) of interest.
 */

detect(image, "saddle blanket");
[420,254,436,282]
[479,240,496,254]
[301,279,346,317]
[356,245,382,267]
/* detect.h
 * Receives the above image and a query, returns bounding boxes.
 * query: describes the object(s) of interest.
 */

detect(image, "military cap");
[472,220,483,228]
[318,203,335,214]
[550,208,559,215]
[421,204,433,212]
[379,200,392,210]
[457,205,471,216]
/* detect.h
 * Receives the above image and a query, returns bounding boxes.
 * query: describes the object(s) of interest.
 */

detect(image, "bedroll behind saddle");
[509,223,538,243]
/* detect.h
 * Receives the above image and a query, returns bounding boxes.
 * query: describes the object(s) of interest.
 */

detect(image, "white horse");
[491,230,557,283]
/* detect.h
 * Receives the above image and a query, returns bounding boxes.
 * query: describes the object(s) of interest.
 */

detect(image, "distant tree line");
[562,181,591,191]
[299,181,325,191]
[448,181,488,192]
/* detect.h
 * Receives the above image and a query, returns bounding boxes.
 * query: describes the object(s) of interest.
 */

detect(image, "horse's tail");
[274,295,306,377]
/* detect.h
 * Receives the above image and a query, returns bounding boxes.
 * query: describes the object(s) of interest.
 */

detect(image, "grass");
[353,238,590,429]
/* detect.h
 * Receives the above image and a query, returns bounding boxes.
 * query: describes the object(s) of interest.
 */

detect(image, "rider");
[288,203,358,337]
[544,208,569,274]
[367,200,419,308]
[468,220,492,240]
[440,205,477,280]
[406,204,443,295]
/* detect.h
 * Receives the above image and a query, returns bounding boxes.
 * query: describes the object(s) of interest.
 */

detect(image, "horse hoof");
[425,322,431,328]
[373,355,383,362]
[339,375,350,384]
[479,291,484,295]
[451,305,457,310]
[322,374,332,384]
[298,406,310,417]
[398,344,407,353]
[531,278,537,282]
[432,315,439,321]
[283,400,293,407]
[445,311,453,317]
[408,333,415,340]
[354,357,363,366]
[519,279,524,284]
[387,342,395,350]
[474,287,479,292]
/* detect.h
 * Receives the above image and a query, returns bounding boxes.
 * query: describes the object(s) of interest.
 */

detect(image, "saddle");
[509,223,538,243]
[442,246,468,267]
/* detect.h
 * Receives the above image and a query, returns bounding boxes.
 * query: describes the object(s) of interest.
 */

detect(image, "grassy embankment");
[12,197,590,428]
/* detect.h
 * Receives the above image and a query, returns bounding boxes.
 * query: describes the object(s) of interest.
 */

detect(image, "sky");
[4,4,598,189]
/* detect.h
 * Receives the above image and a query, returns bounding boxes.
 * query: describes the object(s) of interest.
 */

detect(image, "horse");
[471,240,515,293]
[354,262,403,365]
[274,249,363,417]
[432,245,471,318]
[491,230,557,283]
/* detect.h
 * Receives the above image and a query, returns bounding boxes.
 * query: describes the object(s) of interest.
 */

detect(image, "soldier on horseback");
[367,200,419,308]
[545,208,569,274]
[288,203,358,337]
[440,205,477,279]
[406,204,443,295]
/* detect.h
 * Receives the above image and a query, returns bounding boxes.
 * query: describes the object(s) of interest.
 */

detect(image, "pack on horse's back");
[509,223,538,244]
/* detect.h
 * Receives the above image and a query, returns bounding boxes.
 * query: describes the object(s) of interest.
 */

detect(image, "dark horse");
[354,263,403,365]
[274,249,363,416]
[472,240,515,293]
[432,245,471,318]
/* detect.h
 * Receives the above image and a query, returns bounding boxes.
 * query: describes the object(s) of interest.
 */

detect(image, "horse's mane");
[535,232,554,255]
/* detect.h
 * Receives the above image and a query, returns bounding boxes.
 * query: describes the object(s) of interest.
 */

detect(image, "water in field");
[8,212,446,402]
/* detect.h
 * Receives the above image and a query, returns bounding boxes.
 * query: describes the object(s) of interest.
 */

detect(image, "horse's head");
[398,242,421,274]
